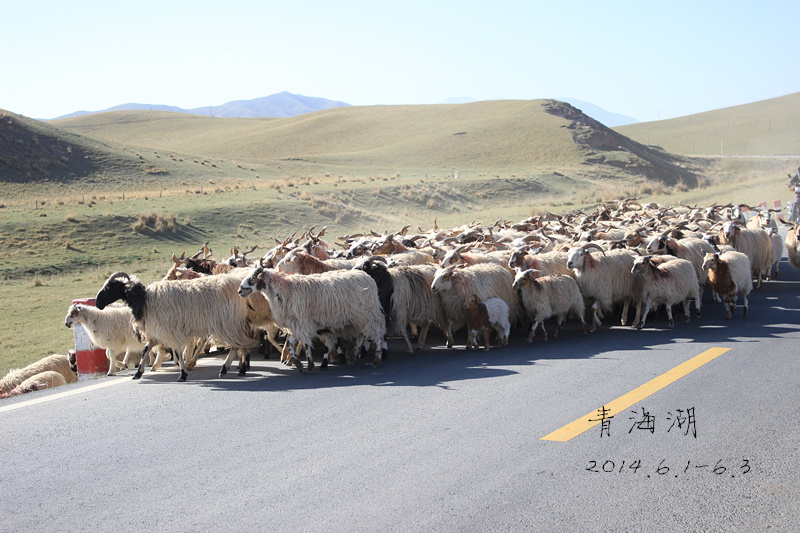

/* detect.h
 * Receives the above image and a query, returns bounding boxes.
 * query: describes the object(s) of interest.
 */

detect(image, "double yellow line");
[542,347,731,442]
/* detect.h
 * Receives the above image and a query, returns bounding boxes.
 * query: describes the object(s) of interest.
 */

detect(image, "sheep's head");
[645,235,666,254]
[631,255,652,275]
[512,268,540,290]
[227,245,258,268]
[508,247,529,269]
[464,294,481,310]
[239,265,269,297]
[431,265,459,293]
[354,256,389,276]
[372,233,396,255]
[95,272,133,310]
[346,240,371,259]
[440,244,473,269]
[276,249,302,274]
[721,221,739,242]
[701,252,720,271]
[566,243,605,271]
[64,304,83,328]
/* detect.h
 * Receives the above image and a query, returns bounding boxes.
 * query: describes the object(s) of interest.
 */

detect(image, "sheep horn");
[581,243,606,255]
[108,271,130,282]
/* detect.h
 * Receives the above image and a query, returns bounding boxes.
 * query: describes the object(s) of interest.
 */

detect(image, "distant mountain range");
[53,91,351,120]
[53,92,638,128]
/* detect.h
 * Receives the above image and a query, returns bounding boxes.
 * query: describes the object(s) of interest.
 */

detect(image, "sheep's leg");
[133,344,152,380]
[682,299,691,324]
[527,320,539,343]
[286,335,306,374]
[305,343,315,373]
[122,349,137,370]
[465,329,474,349]
[150,346,165,371]
[106,349,117,376]
[620,298,631,326]
[694,290,702,318]
[238,351,251,376]
[265,326,285,356]
[631,300,643,328]
[742,292,750,317]
[554,315,565,339]
[219,348,237,377]
[399,322,415,354]
[666,304,675,328]
[497,324,509,346]
[416,323,431,351]
[368,337,383,368]
[590,302,602,332]
[445,321,455,349]
[482,328,490,352]
[172,348,190,382]
[318,333,338,370]
[637,302,651,330]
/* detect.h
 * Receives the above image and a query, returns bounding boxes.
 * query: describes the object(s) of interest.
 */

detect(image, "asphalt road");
[2,253,799,532]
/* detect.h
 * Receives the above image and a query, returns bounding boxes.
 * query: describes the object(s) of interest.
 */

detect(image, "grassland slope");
[52,99,697,185]
[614,92,800,156]
[0,109,144,183]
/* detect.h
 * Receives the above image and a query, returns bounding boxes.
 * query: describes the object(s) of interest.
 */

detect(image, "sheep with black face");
[95,272,259,382]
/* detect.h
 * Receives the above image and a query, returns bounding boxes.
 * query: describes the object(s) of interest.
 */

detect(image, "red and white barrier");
[71,298,109,379]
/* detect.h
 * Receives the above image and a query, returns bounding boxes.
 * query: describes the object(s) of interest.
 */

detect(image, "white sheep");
[645,235,715,294]
[430,263,521,349]
[720,221,772,287]
[766,227,784,279]
[371,233,436,266]
[512,269,587,342]
[702,251,754,319]
[630,256,701,329]
[785,223,800,269]
[238,265,386,372]
[464,295,510,351]
[508,247,572,278]
[0,354,77,395]
[440,243,511,271]
[354,257,444,353]
[0,371,67,399]
[566,243,638,331]
[64,303,146,376]
[95,272,260,382]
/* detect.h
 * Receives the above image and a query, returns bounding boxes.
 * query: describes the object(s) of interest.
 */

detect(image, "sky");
[1,0,798,122]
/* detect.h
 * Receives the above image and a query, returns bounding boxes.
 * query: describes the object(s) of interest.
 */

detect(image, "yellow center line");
[542,347,731,442]
[0,376,129,414]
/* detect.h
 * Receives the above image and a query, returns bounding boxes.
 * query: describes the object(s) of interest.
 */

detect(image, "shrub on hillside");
[132,212,177,234]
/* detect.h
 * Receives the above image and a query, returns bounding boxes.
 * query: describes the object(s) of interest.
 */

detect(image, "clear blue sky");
[2,0,798,122]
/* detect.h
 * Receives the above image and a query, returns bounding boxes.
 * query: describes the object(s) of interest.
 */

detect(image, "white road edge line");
[0,376,129,414]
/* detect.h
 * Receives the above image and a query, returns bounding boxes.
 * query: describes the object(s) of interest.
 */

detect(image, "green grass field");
[614,92,800,157]
[2,96,799,377]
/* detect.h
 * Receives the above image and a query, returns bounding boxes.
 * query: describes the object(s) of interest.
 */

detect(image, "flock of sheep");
[63,198,800,383]
[3,198,798,396]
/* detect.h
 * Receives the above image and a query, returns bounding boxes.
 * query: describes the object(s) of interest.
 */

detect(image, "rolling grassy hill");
[50,99,696,184]
[614,92,800,156]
